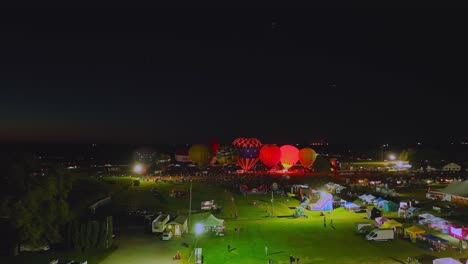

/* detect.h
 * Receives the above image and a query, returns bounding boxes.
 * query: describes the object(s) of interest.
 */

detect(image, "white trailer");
[365,228,394,241]
[152,214,170,233]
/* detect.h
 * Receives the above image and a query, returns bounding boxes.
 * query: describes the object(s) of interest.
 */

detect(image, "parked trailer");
[365,228,394,241]
[152,214,170,233]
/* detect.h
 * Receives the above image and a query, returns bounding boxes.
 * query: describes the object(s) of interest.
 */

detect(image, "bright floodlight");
[388,154,396,161]
[195,223,203,235]
[133,164,143,173]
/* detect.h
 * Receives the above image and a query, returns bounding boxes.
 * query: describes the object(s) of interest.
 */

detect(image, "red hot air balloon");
[209,140,220,164]
[280,145,299,170]
[259,144,281,169]
[298,148,317,169]
[232,137,262,171]
[210,140,220,156]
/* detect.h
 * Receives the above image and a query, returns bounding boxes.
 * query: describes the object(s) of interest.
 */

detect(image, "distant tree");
[406,147,442,170]
[0,157,73,247]
[89,221,99,248]
[80,223,87,250]
[72,221,80,250]
[106,216,113,248]
[97,219,107,249]
[312,156,330,172]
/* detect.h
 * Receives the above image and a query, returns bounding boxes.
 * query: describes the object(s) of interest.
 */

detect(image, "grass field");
[6,176,468,264]
[99,177,468,264]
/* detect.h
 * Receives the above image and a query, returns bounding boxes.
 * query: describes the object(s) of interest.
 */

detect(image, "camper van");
[365,228,394,241]
[152,214,170,233]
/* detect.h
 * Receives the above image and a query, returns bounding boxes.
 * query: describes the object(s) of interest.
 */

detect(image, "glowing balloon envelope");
[298,148,317,168]
[189,144,212,168]
[216,145,236,165]
[232,137,262,171]
[174,147,191,164]
[259,144,281,169]
[280,145,299,170]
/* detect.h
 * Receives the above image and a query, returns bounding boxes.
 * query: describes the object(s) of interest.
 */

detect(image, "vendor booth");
[383,200,398,212]
[375,217,389,227]
[404,226,426,242]
[449,226,468,240]
[379,219,403,234]
[198,214,225,234]
[344,202,360,211]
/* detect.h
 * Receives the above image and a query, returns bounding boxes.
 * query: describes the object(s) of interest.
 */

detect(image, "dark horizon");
[2,7,468,144]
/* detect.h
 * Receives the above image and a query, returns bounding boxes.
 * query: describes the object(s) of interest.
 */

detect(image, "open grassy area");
[101,178,468,264]
[7,176,467,264]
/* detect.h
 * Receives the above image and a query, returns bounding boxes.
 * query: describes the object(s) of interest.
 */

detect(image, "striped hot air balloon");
[232,137,262,171]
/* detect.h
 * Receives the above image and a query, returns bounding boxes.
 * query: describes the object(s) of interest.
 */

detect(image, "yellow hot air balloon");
[189,144,212,168]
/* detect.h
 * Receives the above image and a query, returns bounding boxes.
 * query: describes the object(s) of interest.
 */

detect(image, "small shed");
[167,215,188,236]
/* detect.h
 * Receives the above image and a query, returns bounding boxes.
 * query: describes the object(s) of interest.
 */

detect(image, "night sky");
[1,8,467,144]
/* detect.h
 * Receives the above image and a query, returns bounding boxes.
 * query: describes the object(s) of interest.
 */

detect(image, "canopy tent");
[359,194,375,204]
[419,214,452,234]
[379,219,403,229]
[405,226,426,241]
[432,257,463,264]
[399,205,419,218]
[199,214,224,227]
[375,197,384,202]
[344,202,360,211]
[375,217,389,227]
[383,200,398,212]
[449,226,468,240]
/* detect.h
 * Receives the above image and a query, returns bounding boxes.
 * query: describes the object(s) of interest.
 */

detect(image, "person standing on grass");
[265,245,268,256]
[227,244,231,252]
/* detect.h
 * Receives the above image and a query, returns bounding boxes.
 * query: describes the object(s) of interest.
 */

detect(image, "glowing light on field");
[133,164,143,173]
[195,223,203,235]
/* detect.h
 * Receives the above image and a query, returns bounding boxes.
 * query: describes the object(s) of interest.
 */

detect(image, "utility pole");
[270,190,274,217]
[189,180,192,233]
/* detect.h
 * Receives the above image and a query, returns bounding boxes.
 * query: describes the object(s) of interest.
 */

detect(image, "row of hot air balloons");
[233,137,317,171]
[136,138,318,172]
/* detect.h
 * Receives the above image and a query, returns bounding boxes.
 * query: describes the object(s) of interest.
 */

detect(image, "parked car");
[162,231,173,241]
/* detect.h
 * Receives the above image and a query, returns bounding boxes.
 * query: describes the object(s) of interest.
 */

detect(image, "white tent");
[433,257,462,264]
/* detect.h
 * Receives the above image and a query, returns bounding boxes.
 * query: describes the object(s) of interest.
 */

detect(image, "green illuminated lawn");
[101,178,468,264]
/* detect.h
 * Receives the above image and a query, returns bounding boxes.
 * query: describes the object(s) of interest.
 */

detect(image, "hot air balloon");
[232,137,262,171]
[189,144,212,168]
[216,145,236,165]
[280,145,299,170]
[209,140,220,156]
[174,147,191,165]
[298,148,317,169]
[209,140,220,164]
[259,144,281,169]
[330,158,340,172]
